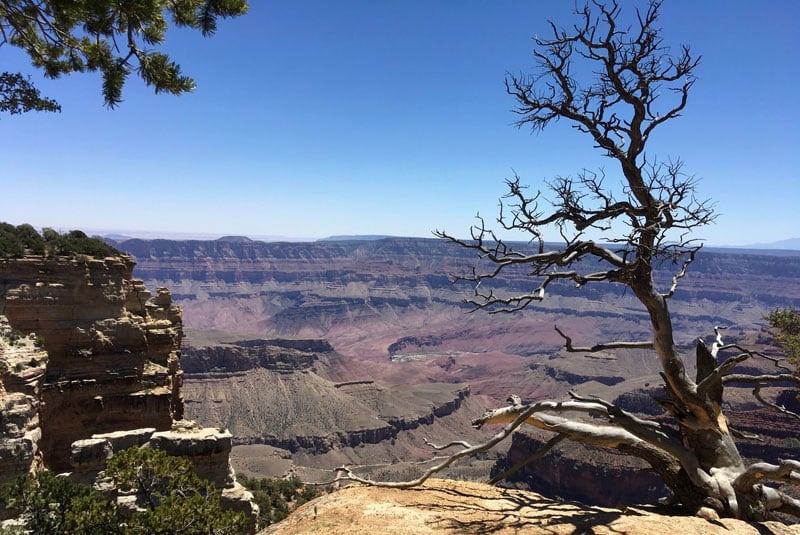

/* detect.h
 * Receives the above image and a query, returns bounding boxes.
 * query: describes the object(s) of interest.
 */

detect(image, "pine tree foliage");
[0,222,120,258]
[103,447,246,535]
[767,308,800,367]
[1,471,119,533]
[0,0,248,111]
[0,448,246,534]
[0,71,60,115]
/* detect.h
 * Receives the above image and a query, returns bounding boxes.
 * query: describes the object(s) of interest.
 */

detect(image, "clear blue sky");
[2,1,798,245]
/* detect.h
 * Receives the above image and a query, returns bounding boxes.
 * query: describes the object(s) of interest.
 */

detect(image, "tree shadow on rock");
[407,484,632,534]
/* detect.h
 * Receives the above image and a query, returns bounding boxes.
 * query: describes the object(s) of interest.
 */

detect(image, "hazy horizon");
[29,224,796,251]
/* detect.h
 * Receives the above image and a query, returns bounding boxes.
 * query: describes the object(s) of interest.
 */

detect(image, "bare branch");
[472,394,714,490]
[335,405,540,488]
[488,434,566,485]
[555,325,653,352]
[424,438,473,450]
[750,383,800,421]
[662,244,701,299]
[733,459,800,493]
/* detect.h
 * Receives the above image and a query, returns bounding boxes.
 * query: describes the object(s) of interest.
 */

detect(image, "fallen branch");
[554,325,653,352]
[334,405,539,488]
[488,434,565,485]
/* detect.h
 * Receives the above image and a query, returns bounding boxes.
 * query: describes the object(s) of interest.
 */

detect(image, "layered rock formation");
[180,337,480,479]
[112,238,800,336]
[111,236,800,401]
[0,317,46,484]
[1,255,183,470]
[107,237,800,509]
[0,254,256,528]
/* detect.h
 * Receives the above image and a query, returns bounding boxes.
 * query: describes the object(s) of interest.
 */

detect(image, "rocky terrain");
[1,255,183,471]
[109,236,800,506]
[0,254,257,527]
[260,478,799,535]
[112,237,800,396]
[180,334,494,483]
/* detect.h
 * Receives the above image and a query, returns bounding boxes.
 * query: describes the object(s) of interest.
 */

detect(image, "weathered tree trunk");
[341,1,800,521]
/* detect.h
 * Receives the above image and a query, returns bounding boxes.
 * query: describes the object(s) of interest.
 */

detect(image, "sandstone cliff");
[0,316,46,484]
[179,337,487,482]
[1,255,183,471]
[0,254,257,528]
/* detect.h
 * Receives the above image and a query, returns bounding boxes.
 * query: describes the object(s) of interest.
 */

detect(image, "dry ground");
[260,479,799,535]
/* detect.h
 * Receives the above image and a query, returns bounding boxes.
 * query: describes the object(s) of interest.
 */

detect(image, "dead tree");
[338,0,800,522]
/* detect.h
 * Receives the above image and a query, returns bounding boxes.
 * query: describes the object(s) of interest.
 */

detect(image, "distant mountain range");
[741,237,800,250]
[320,235,800,250]
[96,230,800,251]
[319,235,398,241]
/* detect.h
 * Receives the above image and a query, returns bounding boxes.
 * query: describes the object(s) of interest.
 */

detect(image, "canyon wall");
[112,237,800,392]
[181,338,473,455]
[108,237,800,503]
[113,238,800,316]
[0,254,256,527]
[1,255,183,471]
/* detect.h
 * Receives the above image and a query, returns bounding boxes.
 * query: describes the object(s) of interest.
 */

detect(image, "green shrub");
[1,448,246,534]
[766,307,800,367]
[239,475,322,527]
[103,447,246,534]
[0,222,120,258]
[0,471,117,534]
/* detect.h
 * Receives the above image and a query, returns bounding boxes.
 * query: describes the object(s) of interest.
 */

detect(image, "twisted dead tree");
[338,0,800,522]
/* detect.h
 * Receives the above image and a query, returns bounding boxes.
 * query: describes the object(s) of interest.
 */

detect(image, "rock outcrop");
[0,317,46,484]
[181,338,472,454]
[182,338,331,374]
[0,254,257,529]
[69,421,258,528]
[259,478,797,535]
[1,255,182,470]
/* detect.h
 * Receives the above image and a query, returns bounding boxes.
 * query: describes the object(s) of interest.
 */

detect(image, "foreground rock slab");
[260,479,799,535]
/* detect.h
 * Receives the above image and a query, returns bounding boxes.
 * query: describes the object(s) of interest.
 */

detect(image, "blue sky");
[1,1,798,245]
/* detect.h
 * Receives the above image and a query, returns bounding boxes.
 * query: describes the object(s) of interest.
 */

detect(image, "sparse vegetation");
[238,475,322,527]
[766,307,800,368]
[0,326,23,346]
[0,222,119,258]
[0,448,246,534]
